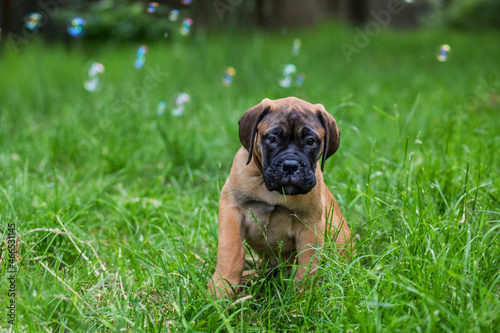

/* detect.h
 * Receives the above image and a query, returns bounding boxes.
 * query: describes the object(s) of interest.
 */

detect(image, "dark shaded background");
[2,0,498,45]
[0,0,500,38]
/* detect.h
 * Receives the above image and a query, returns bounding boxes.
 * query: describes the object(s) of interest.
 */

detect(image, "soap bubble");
[180,18,193,36]
[88,62,104,76]
[84,62,105,92]
[279,64,304,88]
[134,45,148,69]
[169,9,180,22]
[292,38,301,56]
[172,105,185,116]
[84,78,99,92]
[157,101,167,115]
[279,76,292,88]
[222,67,236,86]
[67,17,86,38]
[172,92,190,116]
[225,67,236,77]
[147,2,159,13]
[25,13,42,31]
[175,92,190,105]
[181,0,192,5]
[437,44,451,62]
[224,76,233,86]
[296,73,305,87]
[283,64,297,76]
[223,75,233,86]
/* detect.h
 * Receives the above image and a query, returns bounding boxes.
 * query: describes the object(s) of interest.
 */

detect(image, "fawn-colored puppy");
[208,97,352,298]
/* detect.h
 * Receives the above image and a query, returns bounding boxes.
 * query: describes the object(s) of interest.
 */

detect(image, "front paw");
[207,277,238,299]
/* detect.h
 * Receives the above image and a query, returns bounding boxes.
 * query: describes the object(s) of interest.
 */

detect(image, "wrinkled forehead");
[258,108,325,137]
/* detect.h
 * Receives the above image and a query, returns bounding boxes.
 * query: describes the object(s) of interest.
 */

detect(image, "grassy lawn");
[1,22,499,331]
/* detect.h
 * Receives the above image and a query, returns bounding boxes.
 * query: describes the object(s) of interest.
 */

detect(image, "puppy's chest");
[241,200,297,250]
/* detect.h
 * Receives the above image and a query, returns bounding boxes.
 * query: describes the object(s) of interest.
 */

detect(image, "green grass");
[1,22,499,332]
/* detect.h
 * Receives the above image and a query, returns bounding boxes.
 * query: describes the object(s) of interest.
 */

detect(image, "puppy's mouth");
[263,156,316,195]
[277,183,313,196]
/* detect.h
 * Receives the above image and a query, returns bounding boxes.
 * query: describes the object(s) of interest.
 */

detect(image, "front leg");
[208,191,246,299]
[294,224,325,281]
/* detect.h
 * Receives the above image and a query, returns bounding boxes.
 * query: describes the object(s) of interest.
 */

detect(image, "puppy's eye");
[306,138,317,146]
[268,136,277,144]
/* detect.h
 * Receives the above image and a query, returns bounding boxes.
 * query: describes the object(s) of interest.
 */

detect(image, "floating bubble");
[172,92,190,116]
[223,75,233,86]
[164,32,169,38]
[296,73,305,87]
[25,13,42,31]
[225,67,236,77]
[222,66,236,86]
[88,62,104,76]
[169,9,180,22]
[157,101,167,115]
[84,77,99,92]
[172,104,185,116]
[137,45,148,56]
[437,44,451,62]
[279,64,304,88]
[279,76,292,88]
[134,45,148,69]
[134,58,145,69]
[175,92,190,105]
[283,64,297,76]
[146,2,159,13]
[181,0,193,5]
[84,62,105,92]
[292,38,301,56]
[180,18,193,36]
[67,17,86,38]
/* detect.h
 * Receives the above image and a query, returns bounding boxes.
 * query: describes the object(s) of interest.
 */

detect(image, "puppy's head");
[239,97,340,196]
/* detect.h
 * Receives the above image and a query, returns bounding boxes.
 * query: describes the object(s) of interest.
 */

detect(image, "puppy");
[208,97,352,298]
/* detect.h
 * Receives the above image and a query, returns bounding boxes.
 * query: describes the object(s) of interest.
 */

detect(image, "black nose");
[281,160,300,174]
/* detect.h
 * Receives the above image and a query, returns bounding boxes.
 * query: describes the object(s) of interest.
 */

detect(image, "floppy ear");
[238,98,271,165]
[315,104,340,171]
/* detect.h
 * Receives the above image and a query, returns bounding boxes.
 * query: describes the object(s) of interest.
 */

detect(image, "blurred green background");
[1,1,499,332]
